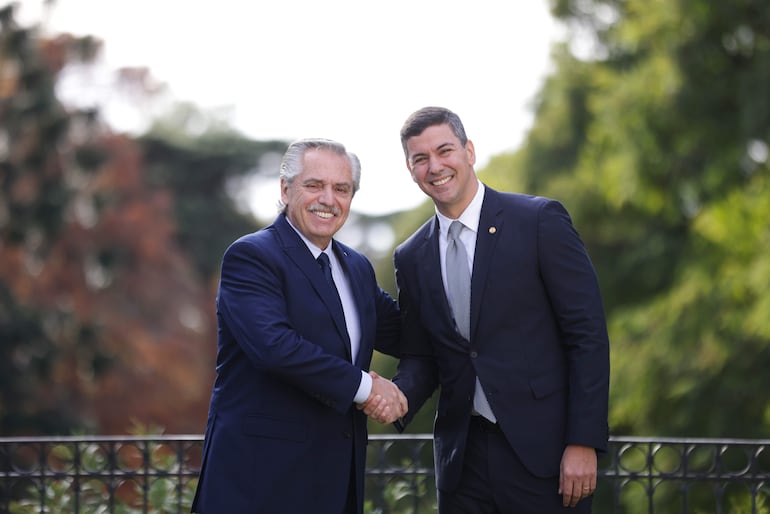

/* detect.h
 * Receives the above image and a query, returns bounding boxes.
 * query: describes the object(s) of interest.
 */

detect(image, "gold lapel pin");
[488,227,497,234]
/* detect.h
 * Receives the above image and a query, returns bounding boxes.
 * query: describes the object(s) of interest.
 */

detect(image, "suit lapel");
[419,216,460,341]
[276,215,352,360]
[471,188,503,342]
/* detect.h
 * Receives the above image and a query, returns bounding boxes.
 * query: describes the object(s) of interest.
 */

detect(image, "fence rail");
[1,434,769,513]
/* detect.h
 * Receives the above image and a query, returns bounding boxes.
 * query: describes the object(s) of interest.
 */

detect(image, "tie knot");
[448,221,464,241]
[317,252,335,285]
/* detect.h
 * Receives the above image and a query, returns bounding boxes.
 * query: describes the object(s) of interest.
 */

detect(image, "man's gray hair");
[278,138,361,212]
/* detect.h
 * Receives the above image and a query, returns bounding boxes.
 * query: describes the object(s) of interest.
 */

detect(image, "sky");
[17,0,563,218]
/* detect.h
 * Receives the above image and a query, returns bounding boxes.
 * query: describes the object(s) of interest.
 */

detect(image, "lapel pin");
[488,227,497,234]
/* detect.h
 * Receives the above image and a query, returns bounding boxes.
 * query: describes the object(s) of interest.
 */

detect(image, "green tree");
[467,2,770,510]
[478,0,769,440]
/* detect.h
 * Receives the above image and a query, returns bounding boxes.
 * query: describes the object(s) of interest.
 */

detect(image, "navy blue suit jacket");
[192,213,400,514]
[393,186,609,492]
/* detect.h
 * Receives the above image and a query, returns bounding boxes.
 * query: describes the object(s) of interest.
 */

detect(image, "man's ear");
[280,178,289,203]
[466,140,476,166]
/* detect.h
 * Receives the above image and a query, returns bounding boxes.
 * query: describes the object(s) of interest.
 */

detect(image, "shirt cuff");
[353,371,372,404]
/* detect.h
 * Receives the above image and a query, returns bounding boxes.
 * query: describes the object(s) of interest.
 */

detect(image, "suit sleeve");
[218,238,363,414]
[372,286,401,358]
[537,200,610,451]
[392,248,440,429]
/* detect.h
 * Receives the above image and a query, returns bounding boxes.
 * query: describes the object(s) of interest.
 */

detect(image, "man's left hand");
[558,444,597,507]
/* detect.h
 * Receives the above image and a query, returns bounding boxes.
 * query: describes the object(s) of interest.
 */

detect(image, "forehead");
[299,148,353,182]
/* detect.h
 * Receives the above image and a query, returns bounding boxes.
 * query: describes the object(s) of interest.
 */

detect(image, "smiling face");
[281,148,354,249]
[405,123,478,219]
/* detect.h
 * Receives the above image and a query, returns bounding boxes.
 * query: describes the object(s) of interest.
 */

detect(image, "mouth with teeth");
[310,207,338,219]
[431,175,453,187]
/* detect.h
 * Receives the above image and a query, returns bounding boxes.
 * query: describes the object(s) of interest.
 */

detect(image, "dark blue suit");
[394,187,609,497]
[192,213,400,514]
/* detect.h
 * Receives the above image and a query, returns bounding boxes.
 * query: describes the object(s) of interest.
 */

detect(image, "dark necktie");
[317,251,351,362]
[318,252,335,287]
[446,221,496,422]
[317,252,346,323]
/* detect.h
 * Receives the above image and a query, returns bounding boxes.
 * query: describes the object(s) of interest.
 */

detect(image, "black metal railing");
[1,434,769,513]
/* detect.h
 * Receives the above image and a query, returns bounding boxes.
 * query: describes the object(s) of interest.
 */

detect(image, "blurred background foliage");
[1,0,768,440]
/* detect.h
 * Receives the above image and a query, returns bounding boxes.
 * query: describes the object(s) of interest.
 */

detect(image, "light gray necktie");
[446,221,496,423]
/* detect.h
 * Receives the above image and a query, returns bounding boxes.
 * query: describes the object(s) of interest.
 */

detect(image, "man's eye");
[336,186,352,195]
[305,183,323,191]
[412,156,427,165]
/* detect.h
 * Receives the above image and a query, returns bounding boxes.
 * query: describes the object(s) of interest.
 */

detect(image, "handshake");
[357,371,408,424]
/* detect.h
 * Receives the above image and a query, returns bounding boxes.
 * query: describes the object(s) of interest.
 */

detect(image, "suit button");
[343,431,352,439]
[470,351,478,358]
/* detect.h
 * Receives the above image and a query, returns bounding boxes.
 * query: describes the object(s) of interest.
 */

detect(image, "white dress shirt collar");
[435,180,485,236]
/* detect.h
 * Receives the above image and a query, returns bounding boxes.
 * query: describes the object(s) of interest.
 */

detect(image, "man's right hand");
[357,371,408,424]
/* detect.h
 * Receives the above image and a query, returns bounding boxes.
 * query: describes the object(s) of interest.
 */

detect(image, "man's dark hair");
[399,106,468,157]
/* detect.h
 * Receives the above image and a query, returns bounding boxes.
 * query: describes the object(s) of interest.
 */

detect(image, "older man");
[192,138,407,514]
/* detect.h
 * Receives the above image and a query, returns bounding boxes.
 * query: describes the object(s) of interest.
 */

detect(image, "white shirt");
[436,180,486,300]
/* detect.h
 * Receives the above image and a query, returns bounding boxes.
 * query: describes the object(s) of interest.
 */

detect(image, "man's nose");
[319,184,335,203]
[429,154,443,173]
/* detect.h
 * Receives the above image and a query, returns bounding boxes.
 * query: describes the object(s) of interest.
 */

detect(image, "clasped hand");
[356,371,408,424]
